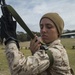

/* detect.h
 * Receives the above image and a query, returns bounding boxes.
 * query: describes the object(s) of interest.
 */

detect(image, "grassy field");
[61,38,75,74]
[0,38,75,75]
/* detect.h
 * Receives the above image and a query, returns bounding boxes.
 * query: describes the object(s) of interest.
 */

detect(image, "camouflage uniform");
[5,39,72,75]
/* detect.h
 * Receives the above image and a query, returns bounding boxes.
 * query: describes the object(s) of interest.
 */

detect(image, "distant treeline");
[0,30,75,43]
[0,31,40,43]
[17,31,40,42]
[17,30,75,41]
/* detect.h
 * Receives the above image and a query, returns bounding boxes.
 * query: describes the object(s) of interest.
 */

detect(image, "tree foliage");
[17,31,27,42]
[17,31,40,42]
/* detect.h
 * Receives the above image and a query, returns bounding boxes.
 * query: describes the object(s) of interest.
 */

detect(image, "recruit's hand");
[0,16,19,48]
[30,35,41,55]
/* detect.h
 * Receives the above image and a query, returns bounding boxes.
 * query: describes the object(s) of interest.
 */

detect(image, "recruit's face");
[40,18,58,44]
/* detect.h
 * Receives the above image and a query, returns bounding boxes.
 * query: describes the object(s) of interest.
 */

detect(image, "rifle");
[0,0,35,39]
[0,0,45,46]
[0,0,34,39]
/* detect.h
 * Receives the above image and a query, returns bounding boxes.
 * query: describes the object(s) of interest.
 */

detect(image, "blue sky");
[0,0,75,32]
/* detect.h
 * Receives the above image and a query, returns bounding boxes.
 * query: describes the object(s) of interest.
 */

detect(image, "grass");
[0,45,10,75]
[61,38,75,73]
[0,38,75,75]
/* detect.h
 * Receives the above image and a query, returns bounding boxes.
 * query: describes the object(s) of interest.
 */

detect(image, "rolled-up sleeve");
[5,41,50,75]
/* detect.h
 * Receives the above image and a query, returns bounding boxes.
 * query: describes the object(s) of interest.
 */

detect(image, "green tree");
[17,31,27,42]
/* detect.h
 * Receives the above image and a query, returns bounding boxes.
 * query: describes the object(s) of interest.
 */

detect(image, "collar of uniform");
[46,39,61,47]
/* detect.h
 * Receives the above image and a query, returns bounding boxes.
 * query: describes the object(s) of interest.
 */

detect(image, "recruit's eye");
[46,24,53,29]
